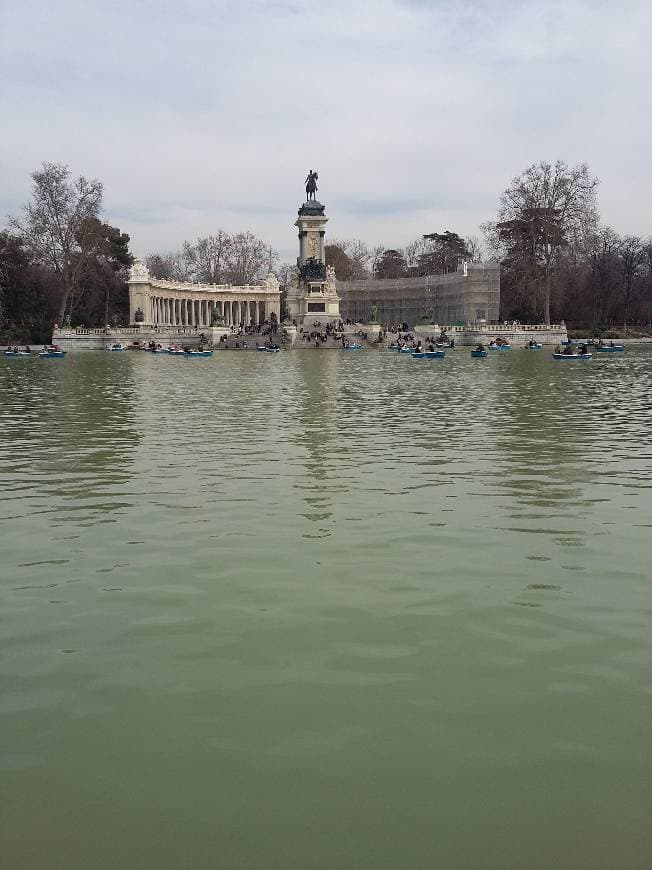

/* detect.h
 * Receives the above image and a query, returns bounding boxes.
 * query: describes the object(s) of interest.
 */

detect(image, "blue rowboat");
[257,346,280,352]
[471,350,488,358]
[553,353,592,361]
[387,345,400,351]
[488,344,511,351]
[595,345,624,353]
[4,350,31,357]
[39,350,66,358]
[398,346,414,354]
[412,350,445,359]
[168,350,186,355]
[344,344,362,351]
[524,343,542,350]
[185,350,213,357]
[107,343,125,351]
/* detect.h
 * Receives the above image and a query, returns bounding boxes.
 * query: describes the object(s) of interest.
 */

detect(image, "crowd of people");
[298,320,350,347]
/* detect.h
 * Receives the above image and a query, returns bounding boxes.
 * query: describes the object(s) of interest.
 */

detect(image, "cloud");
[1,0,650,260]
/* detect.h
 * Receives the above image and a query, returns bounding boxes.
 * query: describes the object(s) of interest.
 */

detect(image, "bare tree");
[587,227,621,325]
[497,160,599,324]
[224,232,271,285]
[187,231,232,283]
[329,238,370,279]
[618,236,647,334]
[275,261,295,287]
[9,162,104,322]
[465,234,485,262]
[146,249,193,281]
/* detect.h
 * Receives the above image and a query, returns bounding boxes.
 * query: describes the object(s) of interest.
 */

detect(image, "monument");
[285,171,342,328]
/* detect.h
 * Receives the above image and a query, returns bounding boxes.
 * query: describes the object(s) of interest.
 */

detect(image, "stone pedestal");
[287,199,342,329]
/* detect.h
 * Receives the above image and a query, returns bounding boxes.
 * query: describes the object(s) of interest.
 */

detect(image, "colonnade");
[150,296,270,327]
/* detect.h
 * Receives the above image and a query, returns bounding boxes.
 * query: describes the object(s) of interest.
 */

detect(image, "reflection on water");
[292,352,342,538]
[0,347,650,870]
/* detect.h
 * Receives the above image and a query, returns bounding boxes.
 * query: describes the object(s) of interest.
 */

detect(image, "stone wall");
[51,326,215,351]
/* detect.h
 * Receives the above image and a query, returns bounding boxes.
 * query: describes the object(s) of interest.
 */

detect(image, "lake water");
[1,347,650,870]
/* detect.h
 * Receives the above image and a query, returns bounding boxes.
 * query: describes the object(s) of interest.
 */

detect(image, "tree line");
[2,160,650,341]
[146,231,277,286]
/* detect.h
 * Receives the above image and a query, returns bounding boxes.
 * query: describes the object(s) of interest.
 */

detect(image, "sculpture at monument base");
[300,257,326,282]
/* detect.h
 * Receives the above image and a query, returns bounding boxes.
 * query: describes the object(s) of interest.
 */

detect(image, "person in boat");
[25,346,30,353]
[415,342,423,352]
[427,342,435,352]
[489,339,496,346]
[609,340,615,347]
[563,345,575,355]
[598,338,604,347]
[528,339,537,347]
[475,343,485,352]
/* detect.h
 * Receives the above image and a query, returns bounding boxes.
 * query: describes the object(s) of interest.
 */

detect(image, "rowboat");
[387,345,400,351]
[145,347,168,353]
[4,350,31,357]
[595,345,624,353]
[524,343,542,350]
[39,350,66,358]
[344,344,362,351]
[488,344,511,351]
[185,350,213,357]
[257,346,280,353]
[107,343,125,352]
[412,350,445,359]
[398,346,414,354]
[471,350,488,358]
[168,349,186,356]
[553,353,592,361]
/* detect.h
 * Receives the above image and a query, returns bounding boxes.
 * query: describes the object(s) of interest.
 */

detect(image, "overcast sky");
[1,0,650,262]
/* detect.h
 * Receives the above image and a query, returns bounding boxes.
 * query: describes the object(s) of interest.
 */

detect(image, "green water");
[1,348,650,870]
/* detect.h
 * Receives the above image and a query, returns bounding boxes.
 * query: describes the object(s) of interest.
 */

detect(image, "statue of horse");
[305,169,318,201]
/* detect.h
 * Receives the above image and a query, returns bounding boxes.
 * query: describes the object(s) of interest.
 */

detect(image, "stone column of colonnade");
[148,294,275,328]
